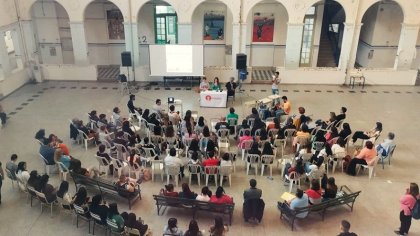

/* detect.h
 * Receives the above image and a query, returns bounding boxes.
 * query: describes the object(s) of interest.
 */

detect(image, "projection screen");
[149,45,204,77]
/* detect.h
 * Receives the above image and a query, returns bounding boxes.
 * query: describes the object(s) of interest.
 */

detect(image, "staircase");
[251,67,276,84]
[317,32,337,67]
[97,65,120,81]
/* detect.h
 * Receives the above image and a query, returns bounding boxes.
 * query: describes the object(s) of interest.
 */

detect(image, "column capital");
[287,23,305,27]
[69,21,84,25]
[401,23,420,30]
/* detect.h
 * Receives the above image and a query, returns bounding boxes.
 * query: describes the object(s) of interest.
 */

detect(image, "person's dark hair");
[35,129,46,140]
[56,181,69,198]
[165,184,175,192]
[241,119,248,127]
[201,186,210,196]
[108,203,119,217]
[73,186,87,206]
[189,139,199,152]
[165,125,175,137]
[296,189,304,198]
[116,131,124,138]
[221,153,230,161]
[113,107,119,113]
[244,130,251,136]
[126,213,136,228]
[120,212,128,221]
[365,141,373,149]
[212,216,224,235]
[191,151,198,161]
[273,117,280,129]
[11,154,18,161]
[250,179,257,188]
[215,186,225,198]
[229,107,235,114]
[330,127,338,137]
[142,109,150,119]
[262,142,273,155]
[341,107,347,113]
[169,105,175,112]
[214,77,219,84]
[376,122,383,132]
[167,218,178,233]
[186,219,200,235]
[156,99,161,104]
[327,177,336,187]
[98,144,106,153]
[143,137,150,144]
[202,126,210,137]
[130,94,135,100]
[27,170,40,188]
[341,220,351,232]
[207,150,215,158]
[197,116,205,127]
[342,123,351,132]
[122,120,130,131]
[182,183,193,196]
[336,137,346,147]
[281,96,287,100]
[298,107,305,114]
[311,179,321,191]
[388,132,395,140]
[91,194,102,207]
[250,141,259,153]
[169,148,177,157]
[16,161,26,174]
[259,128,268,140]
[251,108,258,115]
[38,174,49,191]
[154,125,162,136]
[99,113,106,119]
[184,110,192,121]
[409,183,419,198]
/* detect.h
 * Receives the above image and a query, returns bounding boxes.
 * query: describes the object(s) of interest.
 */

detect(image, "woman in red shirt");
[210,186,233,204]
[306,179,323,205]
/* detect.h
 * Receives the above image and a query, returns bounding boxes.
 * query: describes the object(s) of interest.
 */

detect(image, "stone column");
[232,22,241,67]
[178,23,192,44]
[20,20,37,61]
[338,23,356,71]
[345,23,362,73]
[394,23,420,70]
[285,23,304,69]
[124,22,140,66]
[69,22,89,65]
[240,23,247,54]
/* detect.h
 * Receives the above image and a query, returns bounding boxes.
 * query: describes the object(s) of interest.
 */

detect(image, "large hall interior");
[0,0,420,236]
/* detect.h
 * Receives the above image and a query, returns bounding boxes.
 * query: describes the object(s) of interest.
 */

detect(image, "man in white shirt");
[164,148,184,177]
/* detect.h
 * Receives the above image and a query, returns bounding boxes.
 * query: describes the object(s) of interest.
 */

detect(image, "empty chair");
[331,152,347,173]
[188,164,201,186]
[56,161,69,181]
[142,147,159,165]
[127,162,143,180]
[227,118,238,136]
[260,155,275,177]
[219,166,233,187]
[204,166,219,187]
[165,165,181,187]
[286,171,302,193]
[217,129,230,155]
[246,154,260,176]
[150,160,164,182]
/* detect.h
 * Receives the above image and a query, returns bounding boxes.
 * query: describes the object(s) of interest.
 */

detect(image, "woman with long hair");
[395,183,419,235]
[56,181,73,209]
[179,183,197,199]
[163,218,183,236]
[108,203,124,230]
[351,122,382,143]
[209,216,228,236]
[185,219,202,236]
[126,212,149,236]
[338,122,352,139]
[209,186,233,204]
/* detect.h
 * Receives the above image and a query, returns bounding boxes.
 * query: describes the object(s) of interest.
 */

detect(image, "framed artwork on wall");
[252,12,275,42]
[107,9,125,40]
[203,11,225,40]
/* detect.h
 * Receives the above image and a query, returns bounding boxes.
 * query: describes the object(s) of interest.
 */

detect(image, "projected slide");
[166,45,193,73]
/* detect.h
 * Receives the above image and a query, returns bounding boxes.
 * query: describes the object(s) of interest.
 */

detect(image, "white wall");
[137,3,156,66]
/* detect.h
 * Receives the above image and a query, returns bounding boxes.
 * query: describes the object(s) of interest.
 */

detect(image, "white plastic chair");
[238,128,251,138]
[380,144,396,169]
[260,155,275,177]
[217,129,230,155]
[5,168,17,189]
[95,155,111,175]
[56,161,69,181]
[77,129,96,151]
[227,151,237,172]
[204,166,219,187]
[240,139,253,161]
[357,156,380,181]
[151,160,164,182]
[38,154,56,175]
[114,144,129,161]
[219,166,233,187]
[246,154,260,176]
[142,147,158,165]
[128,162,143,180]
[268,129,279,138]
[247,118,255,129]
[331,152,347,173]
[286,171,302,193]
[227,118,238,136]
[188,164,201,186]
[111,157,127,179]
[165,165,181,187]
[284,129,296,149]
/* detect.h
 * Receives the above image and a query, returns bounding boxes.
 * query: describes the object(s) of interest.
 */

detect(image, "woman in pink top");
[395,183,419,235]
[238,130,253,148]
[210,186,233,204]
[346,141,377,176]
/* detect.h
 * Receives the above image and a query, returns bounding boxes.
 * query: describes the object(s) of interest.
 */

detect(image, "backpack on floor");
[412,199,420,220]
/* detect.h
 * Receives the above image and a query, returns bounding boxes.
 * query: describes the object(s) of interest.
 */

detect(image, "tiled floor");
[0,81,420,236]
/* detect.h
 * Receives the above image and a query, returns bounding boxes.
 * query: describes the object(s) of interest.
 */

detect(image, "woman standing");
[0,160,3,204]
[395,183,419,235]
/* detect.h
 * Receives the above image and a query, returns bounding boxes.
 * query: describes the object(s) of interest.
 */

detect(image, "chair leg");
[214,174,218,187]
[261,165,265,176]
[220,175,223,187]
[242,149,245,160]
[206,175,209,186]
[84,140,88,151]
[229,175,232,187]
[246,163,250,175]
[189,175,192,186]
[151,167,155,182]
[270,166,272,177]
[175,175,178,187]
[197,174,200,187]
[167,174,170,185]
[289,180,293,192]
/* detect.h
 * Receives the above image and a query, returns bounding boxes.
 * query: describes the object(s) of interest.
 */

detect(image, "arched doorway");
[299,1,346,68]
[246,0,288,82]
[31,0,74,64]
[84,0,125,79]
[191,0,233,66]
[137,0,178,66]
[355,1,404,68]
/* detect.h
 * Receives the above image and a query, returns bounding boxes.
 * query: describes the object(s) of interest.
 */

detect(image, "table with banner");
[200,90,227,108]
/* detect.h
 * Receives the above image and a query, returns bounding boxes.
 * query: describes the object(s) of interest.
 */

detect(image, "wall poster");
[252,12,275,42]
[107,10,125,40]
[203,11,225,40]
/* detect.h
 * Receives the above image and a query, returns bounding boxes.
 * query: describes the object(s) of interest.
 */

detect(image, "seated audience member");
[140,137,161,157]
[246,108,259,121]
[243,179,262,201]
[126,213,149,236]
[97,144,114,174]
[196,186,212,202]
[293,124,310,147]
[27,170,41,189]
[73,118,99,143]
[89,110,99,122]
[98,113,115,130]
[89,194,109,224]
[274,96,291,118]
[351,122,382,143]
[256,128,268,144]
[0,103,6,125]
[168,105,181,127]
[70,158,100,178]
[215,117,229,131]
[164,147,183,168]
[238,130,253,148]
[148,113,161,127]
[238,119,250,132]
[251,118,266,136]
[152,99,166,117]
[127,149,142,167]
[276,117,296,140]
[220,153,232,167]
[338,220,358,236]
[35,129,48,145]
[112,107,124,126]
[376,132,395,156]
[306,179,322,205]
[188,139,201,155]
[195,116,206,134]
[210,186,233,204]
[16,162,30,188]
[114,131,129,149]
[56,181,73,209]
[122,120,141,145]
[209,216,228,236]
[324,112,337,126]
[141,109,151,123]
[161,184,179,197]
[108,203,125,230]
[6,154,18,180]
[347,141,377,176]
[199,77,209,91]
[283,156,305,181]
[293,107,308,129]
[247,141,261,162]
[338,123,352,139]
[206,139,218,154]
[127,94,142,115]
[54,148,71,169]
[325,127,339,145]
[179,183,197,199]
[210,77,222,91]
[163,218,183,236]
[188,152,201,168]
[73,186,90,210]
[336,107,347,122]
[184,126,198,140]
[290,189,309,218]
[305,154,324,175]
[116,174,141,192]
[225,77,237,97]
[38,174,57,202]
[203,151,219,170]
[323,177,338,200]
[185,219,203,236]
[267,117,281,132]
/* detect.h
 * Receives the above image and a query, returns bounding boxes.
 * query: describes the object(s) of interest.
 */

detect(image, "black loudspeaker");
[236,53,247,70]
[121,51,132,67]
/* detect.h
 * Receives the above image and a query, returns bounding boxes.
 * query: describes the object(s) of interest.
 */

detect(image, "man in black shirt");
[336,107,347,122]
[127,94,142,116]
[338,220,358,236]
[225,77,237,98]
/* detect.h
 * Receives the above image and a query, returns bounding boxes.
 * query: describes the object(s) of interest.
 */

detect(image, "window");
[4,30,20,70]
[300,7,316,67]
[154,6,177,44]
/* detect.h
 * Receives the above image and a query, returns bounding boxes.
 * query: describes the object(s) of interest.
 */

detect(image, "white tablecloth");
[200,90,227,108]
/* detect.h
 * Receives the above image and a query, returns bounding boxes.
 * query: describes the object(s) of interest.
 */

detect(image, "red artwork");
[252,12,275,42]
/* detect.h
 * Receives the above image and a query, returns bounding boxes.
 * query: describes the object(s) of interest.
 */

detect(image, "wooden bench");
[277,185,361,231]
[71,172,141,210]
[152,195,235,225]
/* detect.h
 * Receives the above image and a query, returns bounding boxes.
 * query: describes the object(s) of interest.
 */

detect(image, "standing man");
[0,160,4,204]
[6,154,18,180]
[338,220,358,236]
[271,72,280,105]
[243,179,262,201]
